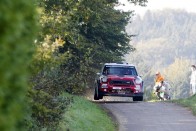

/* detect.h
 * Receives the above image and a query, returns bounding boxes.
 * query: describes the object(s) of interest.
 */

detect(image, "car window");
[102,66,137,76]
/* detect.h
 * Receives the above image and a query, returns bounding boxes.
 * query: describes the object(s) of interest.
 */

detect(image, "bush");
[28,91,73,130]
[0,0,37,130]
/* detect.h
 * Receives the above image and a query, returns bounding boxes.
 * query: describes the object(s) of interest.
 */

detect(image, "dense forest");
[125,9,196,99]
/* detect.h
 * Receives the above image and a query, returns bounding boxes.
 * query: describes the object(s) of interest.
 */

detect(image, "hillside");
[125,9,196,99]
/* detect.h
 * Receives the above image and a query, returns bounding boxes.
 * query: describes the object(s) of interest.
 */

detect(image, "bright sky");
[118,0,196,16]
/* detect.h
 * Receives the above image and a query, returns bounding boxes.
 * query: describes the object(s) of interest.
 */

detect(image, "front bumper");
[99,90,143,97]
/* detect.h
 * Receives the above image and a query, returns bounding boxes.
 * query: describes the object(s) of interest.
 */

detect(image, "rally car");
[94,63,144,101]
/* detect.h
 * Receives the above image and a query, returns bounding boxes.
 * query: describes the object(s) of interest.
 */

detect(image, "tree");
[29,0,147,129]
[35,0,144,92]
[164,58,191,98]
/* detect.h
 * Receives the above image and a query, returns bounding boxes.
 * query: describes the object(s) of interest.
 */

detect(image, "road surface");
[101,101,196,131]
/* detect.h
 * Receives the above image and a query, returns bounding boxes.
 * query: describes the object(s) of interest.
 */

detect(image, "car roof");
[104,63,135,67]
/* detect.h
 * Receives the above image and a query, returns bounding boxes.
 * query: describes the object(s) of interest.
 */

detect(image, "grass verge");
[172,94,196,115]
[58,94,116,131]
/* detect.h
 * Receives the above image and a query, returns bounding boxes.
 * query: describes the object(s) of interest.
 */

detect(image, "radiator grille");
[110,80,134,86]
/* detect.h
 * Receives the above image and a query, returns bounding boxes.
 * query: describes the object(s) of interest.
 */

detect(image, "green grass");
[59,94,116,131]
[173,94,196,115]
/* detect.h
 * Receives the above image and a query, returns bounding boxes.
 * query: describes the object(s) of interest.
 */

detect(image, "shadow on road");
[92,100,141,104]
[85,93,143,104]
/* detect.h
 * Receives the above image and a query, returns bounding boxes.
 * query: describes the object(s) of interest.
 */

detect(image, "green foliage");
[174,95,196,115]
[29,66,75,130]
[0,0,37,130]
[144,88,156,101]
[59,95,116,131]
[128,0,148,6]
[34,0,139,95]
[28,91,73,130]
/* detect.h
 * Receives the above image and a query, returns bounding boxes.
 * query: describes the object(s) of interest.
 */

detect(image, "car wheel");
[133,96,143,101]
[94,88,99,100]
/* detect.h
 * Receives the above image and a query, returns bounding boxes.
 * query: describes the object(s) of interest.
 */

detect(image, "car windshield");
[102,66,137,76]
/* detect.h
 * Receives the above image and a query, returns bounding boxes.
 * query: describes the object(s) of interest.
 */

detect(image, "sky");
[118,0,196,16]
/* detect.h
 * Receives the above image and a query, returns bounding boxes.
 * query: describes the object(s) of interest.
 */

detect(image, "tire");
[133,96,143,101]
[94,88,99,100]
[94,88,103,100]
[94,84,103,100]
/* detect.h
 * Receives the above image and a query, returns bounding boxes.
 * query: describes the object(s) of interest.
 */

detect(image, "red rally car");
[94,63,144,101]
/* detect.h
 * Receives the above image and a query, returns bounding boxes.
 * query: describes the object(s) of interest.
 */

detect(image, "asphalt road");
[101,101,196,131]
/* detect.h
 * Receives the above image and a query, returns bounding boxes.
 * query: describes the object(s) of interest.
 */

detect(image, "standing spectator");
[190,65,196,96]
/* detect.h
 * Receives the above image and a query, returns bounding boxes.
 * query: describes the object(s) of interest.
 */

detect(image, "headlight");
[102,76,107,82]
[135,85,141,90]
[135,76,142,84]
